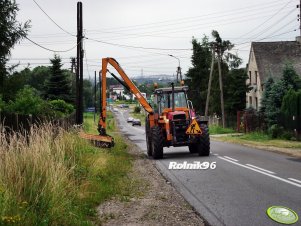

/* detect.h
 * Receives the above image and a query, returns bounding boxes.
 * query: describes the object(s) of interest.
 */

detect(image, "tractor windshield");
[158,91,187,112]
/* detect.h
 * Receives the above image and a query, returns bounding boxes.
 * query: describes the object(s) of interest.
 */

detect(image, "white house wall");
[246,46,263,111]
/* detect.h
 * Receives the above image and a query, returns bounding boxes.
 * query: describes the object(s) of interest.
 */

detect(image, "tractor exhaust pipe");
[171,82,175,112]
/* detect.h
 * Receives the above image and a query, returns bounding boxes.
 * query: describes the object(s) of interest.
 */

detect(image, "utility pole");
[76,1,83,124]
[99,70,102,113]
[168,54,182,83]
[94,71,97,122]
[217,49,225,128]
[297,0,301,36]
[205,47,215,117]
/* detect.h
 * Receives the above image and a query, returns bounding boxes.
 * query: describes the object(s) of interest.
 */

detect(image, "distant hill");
[131,74,175,84]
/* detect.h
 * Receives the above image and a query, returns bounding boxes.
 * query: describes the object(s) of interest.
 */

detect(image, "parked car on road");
[127,117,134,123]
[132,119,141,126]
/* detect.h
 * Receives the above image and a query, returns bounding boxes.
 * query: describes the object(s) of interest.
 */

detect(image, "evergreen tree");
[0,0,30,95]
[185,37,211,115]
[224,68,249,115]
[260,77,274,114]
[281,89,298,116]
[28,66,51,93]
[281,63,301,91]
[46,55,72,103]
[265,80,286,126]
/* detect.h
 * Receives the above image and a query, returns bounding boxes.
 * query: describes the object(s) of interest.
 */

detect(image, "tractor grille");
[171,119,189,144]
[173,114,186,120]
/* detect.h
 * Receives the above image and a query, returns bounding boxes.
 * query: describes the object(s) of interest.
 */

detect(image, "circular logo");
[267,206,299,225]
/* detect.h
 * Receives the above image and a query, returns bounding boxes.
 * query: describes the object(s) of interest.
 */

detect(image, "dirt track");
[97,139,205,226]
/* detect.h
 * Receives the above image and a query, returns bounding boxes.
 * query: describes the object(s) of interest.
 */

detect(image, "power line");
[32,0,76,37]
[84,37,192,51]
[234,28,298,48]
[92,0,286,33]
[246,8,296,40]
[237,0,294,38]
[24,36,79,53]
[86,6,293,42]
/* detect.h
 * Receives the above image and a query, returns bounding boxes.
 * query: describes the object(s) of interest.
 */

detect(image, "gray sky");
[8,0,299,78]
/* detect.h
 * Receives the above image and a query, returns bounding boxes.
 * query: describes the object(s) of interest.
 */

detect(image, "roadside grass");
[214,132,301,149]
[0,114,137,225]
[83,111,115,135]
[209,125,236,135]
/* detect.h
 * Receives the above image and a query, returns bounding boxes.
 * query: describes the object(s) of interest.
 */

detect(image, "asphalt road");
[114,108,301,226]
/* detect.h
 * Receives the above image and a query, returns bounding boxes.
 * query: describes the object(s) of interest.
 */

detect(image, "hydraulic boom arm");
[98,57,154,135]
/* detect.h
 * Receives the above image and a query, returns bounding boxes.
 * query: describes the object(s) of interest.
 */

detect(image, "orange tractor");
[90,57,210,159]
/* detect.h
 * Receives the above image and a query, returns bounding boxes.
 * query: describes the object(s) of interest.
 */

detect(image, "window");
[158,92,187,113]
[255,71,258,85]
[249,96,252,108]
[249,71,252,84]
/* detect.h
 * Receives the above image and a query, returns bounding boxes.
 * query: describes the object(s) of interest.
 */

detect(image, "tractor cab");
[152,85,195,120]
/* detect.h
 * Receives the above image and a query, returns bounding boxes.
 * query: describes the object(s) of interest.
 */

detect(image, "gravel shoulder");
[97,137,205,226]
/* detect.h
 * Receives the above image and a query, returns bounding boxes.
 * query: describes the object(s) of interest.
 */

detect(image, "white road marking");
[288,178,301,184]
[245,164,275,174]
[218,156,301,188]
[223,156,238,162]
[212,153,219,156]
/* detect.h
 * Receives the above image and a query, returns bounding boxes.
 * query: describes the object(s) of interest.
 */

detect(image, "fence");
[0,112,76,134]
[199,114,237,129]
[237,110,266,133]
[278,113,301,139]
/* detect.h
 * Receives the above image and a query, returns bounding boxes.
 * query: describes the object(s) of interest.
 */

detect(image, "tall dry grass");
[0,124,82,225]
[0,120,134,226]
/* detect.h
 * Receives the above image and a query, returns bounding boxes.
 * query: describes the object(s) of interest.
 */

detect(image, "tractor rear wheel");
[145,117,152,157]
[198,124,210,156]
[151,126,164,159]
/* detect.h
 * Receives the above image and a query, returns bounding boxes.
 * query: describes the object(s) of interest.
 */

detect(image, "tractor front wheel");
[198,124,210,156]
[188,143,198,153]
[188,124,210,156]
[151,126,164,159]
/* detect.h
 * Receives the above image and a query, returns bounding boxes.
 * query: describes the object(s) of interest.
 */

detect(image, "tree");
[49,99,74,117]
[281,89,299,116]
[260,77,274,114]
[27,66,51,94]
[185,37,211,115]
[265,80,286,126]
[3,67,31,101]
[0,0,30,94]
[281,63,301,91]
[45,55,72,103]
[210,30,242,127]
[186,32,245,123]
[261,65,301,127]
[7,86,47,115]
[83,79,93,109]
[224,68,249,115]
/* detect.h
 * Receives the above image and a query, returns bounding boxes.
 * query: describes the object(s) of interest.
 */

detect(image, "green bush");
[268,124,284,138]
[49,99,74,117]
[281,131,294,140]
[7,86,48,115]
[134,106,141,113]
[0,95,6,112]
